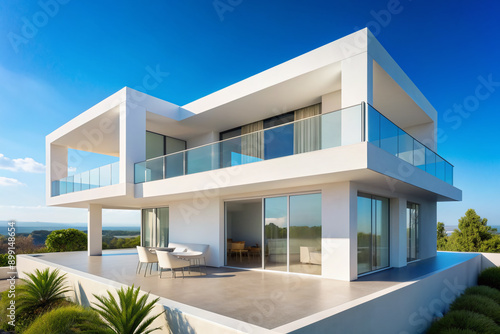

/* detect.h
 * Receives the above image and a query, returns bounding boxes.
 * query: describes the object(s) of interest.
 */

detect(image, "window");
[141,207,169,247]
[146,131,186,159]
[357,193,390,275]
[407,202,419,262]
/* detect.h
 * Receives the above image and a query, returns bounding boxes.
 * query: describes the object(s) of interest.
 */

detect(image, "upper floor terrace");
[46,29,461,209]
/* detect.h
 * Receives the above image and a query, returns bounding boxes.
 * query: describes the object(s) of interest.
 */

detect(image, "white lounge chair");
[157,250,191,278]
[136,246,158,277]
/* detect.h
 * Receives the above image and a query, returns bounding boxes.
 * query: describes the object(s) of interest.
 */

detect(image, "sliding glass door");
[357,194,390,275]
[226,193,322,275]
[264,196,288,272]
[141,207,169,247]
[407,202,419,262]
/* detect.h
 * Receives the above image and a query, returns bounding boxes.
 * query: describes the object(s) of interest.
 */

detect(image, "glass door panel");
[289,194,322,275]
[141,209,155,247]
[407,203,419,262]
[157,207,169,247]
[264,197,288,272]
[373,196,389,270]
[357,196,372,275]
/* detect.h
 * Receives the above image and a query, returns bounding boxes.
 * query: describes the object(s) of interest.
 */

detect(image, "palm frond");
[92,285,164,334]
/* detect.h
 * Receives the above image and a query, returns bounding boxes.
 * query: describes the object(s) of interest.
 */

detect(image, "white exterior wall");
[88,204,102,256]
[169,197,223,267]
[120,99,146,184]
[322,182,358,281]
[390,197,408,268]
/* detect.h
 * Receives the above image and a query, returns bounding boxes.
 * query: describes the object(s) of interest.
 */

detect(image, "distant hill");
[0,221,139,236]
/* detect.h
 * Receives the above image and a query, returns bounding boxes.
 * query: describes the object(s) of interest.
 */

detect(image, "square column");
[322,182,358,281]
[88,204,102,256]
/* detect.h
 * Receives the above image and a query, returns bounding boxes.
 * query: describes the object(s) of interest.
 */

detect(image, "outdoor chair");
[136,246,158,277]
[157,250,191,278]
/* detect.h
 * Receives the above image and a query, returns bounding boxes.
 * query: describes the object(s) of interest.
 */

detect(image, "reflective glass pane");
[165,137,186,154]
[146,131,165,159]
[294,116,321,154]
[51,180,60,196]
[341,105,362,145]
[186,144,217,174]
[240,132,264,165]
[367,106,380,147]
[435,156,445,181]
[414,141,426,170]
[264,123,294,160]
[157,207,169,247]
[165,152,185,178]
[407,203,419,262]
[59,178,67,195]
[90,168,99,189]
[445,162,453,185]
[373,196,389,270]
[221,136,242,167]
[425,148,436,176]
[398,130,414,165]
[380,115,398,156]
[145,157,164,181]
[321,110,341,149]
[289,193,322,275]
[141,209,154,247]
[111,162,119,185]
[66,175,74,193]
[134,162,146,183]
[264,196,288,272]
[99,164,111,187]
[357,196,372,275]
[81,171,90,190]
[74,174,81,192]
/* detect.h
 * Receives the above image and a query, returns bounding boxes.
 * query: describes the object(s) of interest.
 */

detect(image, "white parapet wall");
[16,254,276,334]
[275,253,482,334]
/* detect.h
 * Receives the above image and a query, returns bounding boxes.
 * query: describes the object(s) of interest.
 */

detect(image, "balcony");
[51,162,119,197]
[134,103,454,185]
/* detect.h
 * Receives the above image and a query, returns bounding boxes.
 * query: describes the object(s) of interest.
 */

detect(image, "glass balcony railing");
[51,162,119,197]
[366,105,453,185]
[134,103,454,185]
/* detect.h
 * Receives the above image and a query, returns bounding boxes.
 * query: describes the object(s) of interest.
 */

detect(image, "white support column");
[322,182,358,281]
[120,90,146,185]
[88,204,102,256]
[46,144,67,198]
[341,52,373,107]
[390,197,408,268]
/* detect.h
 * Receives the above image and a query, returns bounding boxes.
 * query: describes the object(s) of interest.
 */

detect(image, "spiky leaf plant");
[17,268,70,314]
[92,285,164,334]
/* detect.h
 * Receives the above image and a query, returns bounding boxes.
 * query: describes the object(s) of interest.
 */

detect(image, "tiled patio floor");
[24,250,477,330]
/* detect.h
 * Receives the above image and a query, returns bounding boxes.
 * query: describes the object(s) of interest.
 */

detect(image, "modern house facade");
[46,29,461,282]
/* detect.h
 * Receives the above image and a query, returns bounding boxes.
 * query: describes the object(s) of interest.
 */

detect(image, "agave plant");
[92,285,164,334]
[17,268,70,313]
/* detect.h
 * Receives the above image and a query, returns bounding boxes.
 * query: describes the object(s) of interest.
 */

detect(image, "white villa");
[45,28,461,282]
[22,28,500,334]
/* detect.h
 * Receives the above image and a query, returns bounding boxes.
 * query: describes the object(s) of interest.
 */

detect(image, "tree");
[440,209,500,253]
[437,222,447,250]
[45,229,87,252]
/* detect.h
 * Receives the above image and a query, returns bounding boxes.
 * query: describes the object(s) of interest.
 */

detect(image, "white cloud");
[0,153,45,173]
[0,177,26,186]
[68,166,77,173]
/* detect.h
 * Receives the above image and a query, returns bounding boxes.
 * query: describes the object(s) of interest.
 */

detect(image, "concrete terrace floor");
[21,250,478,330]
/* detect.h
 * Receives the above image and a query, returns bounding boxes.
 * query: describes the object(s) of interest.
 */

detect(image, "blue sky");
[0,0,499,227]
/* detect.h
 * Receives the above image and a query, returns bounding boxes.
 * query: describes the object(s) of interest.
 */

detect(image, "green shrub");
[0,290,16,332]
[45,228,87,252]
[427,310,500,334]
[478,267,500,290]
[439,329,478,334]
[449,294,500,325]
[0,253,13,267]
[464,285,500,304]
[23,305,108,334]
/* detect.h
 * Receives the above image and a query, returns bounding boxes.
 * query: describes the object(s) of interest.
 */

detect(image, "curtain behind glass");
[241,121,264,163]
[294,104,321,154]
